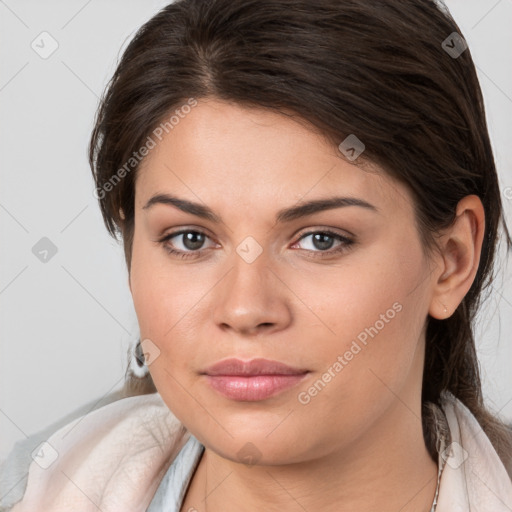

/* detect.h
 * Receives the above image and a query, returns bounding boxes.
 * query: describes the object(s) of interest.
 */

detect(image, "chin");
[195,424,314,466]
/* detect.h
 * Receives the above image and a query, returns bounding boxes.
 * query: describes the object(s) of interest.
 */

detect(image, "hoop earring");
[129,338,150,378]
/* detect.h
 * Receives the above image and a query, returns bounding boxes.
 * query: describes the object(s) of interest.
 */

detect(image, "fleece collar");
[10,391,512,511]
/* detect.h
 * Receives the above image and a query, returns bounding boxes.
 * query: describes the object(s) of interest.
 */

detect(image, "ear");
[428,195,485,319]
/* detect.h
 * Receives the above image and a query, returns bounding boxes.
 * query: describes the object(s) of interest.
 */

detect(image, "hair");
[89,0,512,470]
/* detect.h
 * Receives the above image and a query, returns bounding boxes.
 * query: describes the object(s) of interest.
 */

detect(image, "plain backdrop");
[1,0,511,459]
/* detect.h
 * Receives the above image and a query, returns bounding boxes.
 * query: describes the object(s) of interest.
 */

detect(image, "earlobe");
[428,195,485,320]
[431,300,450,320]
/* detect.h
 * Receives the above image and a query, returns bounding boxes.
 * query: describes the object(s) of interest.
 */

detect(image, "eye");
[291,230,355,258]
[157,229,217,259]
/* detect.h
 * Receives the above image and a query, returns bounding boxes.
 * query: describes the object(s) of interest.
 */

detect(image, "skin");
[128,98,485,512]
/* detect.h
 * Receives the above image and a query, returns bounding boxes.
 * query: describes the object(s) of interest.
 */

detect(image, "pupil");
[313,233,334,251]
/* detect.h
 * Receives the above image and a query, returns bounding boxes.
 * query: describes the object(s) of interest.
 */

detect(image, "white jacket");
[1,390,511,511]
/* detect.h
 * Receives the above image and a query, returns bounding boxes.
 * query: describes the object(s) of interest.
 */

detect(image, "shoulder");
[441,391,512,478]
[436,390,512,510]
[2,392,188,512]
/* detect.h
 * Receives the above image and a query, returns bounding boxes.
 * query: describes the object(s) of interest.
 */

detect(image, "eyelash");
[157,229,355,260]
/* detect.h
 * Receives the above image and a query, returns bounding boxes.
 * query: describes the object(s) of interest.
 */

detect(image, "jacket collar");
[435,390,512,511]
[11,391,512,511]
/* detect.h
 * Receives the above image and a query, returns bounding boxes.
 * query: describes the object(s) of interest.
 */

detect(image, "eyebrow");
[142,193,378,223]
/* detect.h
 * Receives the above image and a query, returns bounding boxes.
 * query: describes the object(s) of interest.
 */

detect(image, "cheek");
[129,232,181,369]
[305,232,426,359]
[129,227,186,328]
[295,237,429,438]
[129,234,211,379]
[129,249,201,423]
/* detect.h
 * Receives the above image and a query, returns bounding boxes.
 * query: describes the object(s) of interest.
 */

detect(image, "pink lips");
[202,358,309,401]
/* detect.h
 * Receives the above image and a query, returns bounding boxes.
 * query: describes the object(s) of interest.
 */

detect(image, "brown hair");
[89,0,512,469]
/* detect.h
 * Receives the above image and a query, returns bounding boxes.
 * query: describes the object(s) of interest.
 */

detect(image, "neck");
[184,397,439,512]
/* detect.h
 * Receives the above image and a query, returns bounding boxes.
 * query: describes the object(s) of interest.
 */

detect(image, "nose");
[212,247,293,337]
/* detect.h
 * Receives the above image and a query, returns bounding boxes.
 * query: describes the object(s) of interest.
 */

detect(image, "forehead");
[134,99,413,216]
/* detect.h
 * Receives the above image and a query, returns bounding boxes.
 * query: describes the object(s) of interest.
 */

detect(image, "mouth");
[200,358,310,401]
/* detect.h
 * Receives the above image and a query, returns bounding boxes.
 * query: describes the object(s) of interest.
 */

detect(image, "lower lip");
[205,374,309,401]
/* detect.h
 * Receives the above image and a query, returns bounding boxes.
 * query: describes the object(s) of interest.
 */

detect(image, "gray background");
[1,0,511,459]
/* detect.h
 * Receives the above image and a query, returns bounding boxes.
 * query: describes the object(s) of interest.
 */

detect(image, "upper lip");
[202,358,309,376]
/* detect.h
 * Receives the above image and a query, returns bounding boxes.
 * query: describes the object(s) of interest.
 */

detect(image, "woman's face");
[129,98,438,464]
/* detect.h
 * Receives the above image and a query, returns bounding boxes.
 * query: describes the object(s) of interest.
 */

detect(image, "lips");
[202,358,309,376]
[201,358,310,401]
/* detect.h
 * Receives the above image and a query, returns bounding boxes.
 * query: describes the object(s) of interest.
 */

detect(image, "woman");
[2,0,512,510]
